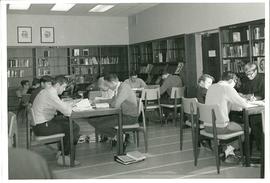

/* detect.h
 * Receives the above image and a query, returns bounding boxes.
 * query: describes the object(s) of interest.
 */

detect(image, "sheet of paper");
[95,103,110,109]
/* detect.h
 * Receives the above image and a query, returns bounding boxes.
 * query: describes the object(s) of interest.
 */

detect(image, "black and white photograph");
[0,0,268,181]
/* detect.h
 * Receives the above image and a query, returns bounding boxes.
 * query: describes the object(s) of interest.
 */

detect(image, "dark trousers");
[32,116,80,155]
[88,115,137,138]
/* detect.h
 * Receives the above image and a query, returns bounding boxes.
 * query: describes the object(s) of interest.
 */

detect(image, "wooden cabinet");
[219,19,265,75]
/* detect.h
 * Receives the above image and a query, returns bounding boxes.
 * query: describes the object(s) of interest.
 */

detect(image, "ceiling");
[7,3,158,17]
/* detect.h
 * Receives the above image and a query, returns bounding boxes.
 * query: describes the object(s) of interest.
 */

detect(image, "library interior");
[2,2,267,179]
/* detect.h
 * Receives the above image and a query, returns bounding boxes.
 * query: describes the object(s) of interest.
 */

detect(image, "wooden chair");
[141,88,163,125]
[26,105,65,165]
[8,112,18,148]
[114,98,148,152]
[161,87,185,126]
[195,102,244,174]
[261,110,265,178]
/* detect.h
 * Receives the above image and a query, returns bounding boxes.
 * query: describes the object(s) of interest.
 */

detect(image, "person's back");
[160,74,183,96]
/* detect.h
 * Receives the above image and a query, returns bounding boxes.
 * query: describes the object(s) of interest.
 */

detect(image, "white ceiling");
[7,3,158,17]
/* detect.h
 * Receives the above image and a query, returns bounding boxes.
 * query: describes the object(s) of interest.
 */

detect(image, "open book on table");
[114,151,146,165]
[72,99,92,112]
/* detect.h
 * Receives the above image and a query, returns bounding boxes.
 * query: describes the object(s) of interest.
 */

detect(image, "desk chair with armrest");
[26,104,65,165]
[195,102,244,174]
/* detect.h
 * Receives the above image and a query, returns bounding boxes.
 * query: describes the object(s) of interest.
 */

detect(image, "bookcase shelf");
[219,19,265,74]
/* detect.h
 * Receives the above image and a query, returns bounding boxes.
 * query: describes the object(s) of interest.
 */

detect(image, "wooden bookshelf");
[129,35,186,84]
[219,19,265,75]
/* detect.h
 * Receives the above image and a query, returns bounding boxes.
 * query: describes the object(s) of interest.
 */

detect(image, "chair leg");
[238,136,243,165]
[136,131,140,147]
[159,107,163,126]
[133,131,136,144]
[180,116,183,151]
[173,108,177,126]
[213,138,220,174]
[143,131,148,153]
[60,138,65,166]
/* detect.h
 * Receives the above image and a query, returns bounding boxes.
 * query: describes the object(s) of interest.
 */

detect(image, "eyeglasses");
[245,69,256,77]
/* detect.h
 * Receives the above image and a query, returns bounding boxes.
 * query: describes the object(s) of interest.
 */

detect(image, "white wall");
[129,3,265,43]
[7,14,129,46]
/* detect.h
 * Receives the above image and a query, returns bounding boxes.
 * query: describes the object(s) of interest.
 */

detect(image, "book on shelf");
[246,29,250,41]
[253,42,264,56]
[257,57,265,73]
[73,49,80,56]
[83,49,89,56]
[114,151,146,165]
[233,32,241,42]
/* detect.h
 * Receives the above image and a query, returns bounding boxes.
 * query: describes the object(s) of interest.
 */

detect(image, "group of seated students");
[196,62,264,164]
[13,61,263,167]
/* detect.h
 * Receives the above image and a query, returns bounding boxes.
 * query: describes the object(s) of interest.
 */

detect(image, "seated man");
[124,71,147,89]
[32,75,80,166]
[205,71,257,163]
[196,74,214,103]
[97,76,115,98]
[88,73,138,142]
[29,75,54,104]
[239,63,264,151]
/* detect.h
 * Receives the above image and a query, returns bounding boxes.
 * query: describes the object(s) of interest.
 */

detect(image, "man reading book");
[88,73,138,143]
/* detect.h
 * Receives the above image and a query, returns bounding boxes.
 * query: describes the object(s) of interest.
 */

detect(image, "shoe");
[224,155,240,164]
[57,155,80,166]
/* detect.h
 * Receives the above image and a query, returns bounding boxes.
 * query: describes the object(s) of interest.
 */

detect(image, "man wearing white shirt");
[205,71,259,163]
[32,75,80,166]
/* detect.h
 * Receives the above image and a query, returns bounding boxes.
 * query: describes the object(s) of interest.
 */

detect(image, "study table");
[242,105,264,167]
[68,107,123,167]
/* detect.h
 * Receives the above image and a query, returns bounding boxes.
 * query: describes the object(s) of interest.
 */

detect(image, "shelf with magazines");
[219,19,265,74]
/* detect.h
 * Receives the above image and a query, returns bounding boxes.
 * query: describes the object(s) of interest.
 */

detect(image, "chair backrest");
[182,97,198,115]
[26,104,36,149]
[170,87,185,99]
[8,112,18,147]
[261,110,265,133]
[197,102,217,129]
[141,88,160,101]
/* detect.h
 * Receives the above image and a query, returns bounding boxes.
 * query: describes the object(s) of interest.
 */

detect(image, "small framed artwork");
[40,27,55,43]
[17,26,32,43]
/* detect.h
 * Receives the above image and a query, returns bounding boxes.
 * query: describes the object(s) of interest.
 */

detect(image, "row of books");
[222,30,249,43]
[38,68,51,76]
[223,59,246,73]
[38,58,50,67]
[253,42,264,56]
[71,48,99,57]
[222,44,249,58]
[139,64,153,74]
[100,56,119,64]
[72,66,98,75]
[8,59,30,68]
[7,69,25,78]
[253,26,265,40]
[71,57,99,65]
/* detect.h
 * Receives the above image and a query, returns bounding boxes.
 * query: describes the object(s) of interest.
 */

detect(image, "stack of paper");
[72,99,92,112]
[95,103,110,109]
[114,151,146,165]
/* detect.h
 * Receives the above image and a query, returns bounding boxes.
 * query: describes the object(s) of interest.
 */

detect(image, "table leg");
[69,118,74,167]
[243,109,250,167]
[117,111,124,155]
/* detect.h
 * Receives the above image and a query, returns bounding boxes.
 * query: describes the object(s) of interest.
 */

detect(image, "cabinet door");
[202,32,221,81]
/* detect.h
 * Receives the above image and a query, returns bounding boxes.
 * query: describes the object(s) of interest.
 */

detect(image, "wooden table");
[69,107,123,167]
[242,106,264,167]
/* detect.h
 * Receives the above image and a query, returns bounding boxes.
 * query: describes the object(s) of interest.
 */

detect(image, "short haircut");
[198,74,215,84]
[32,78,40,86]
[40,75,54,84]
[21,80,29,86]
[130,71,138,77]
[221,71,237,82]
[53,75,68,85]
[244,63,257,72]
[104,73,119,82]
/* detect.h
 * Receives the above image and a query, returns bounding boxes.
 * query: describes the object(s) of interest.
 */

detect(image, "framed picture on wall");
[17,26,32,43]
[40,27,55,43]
